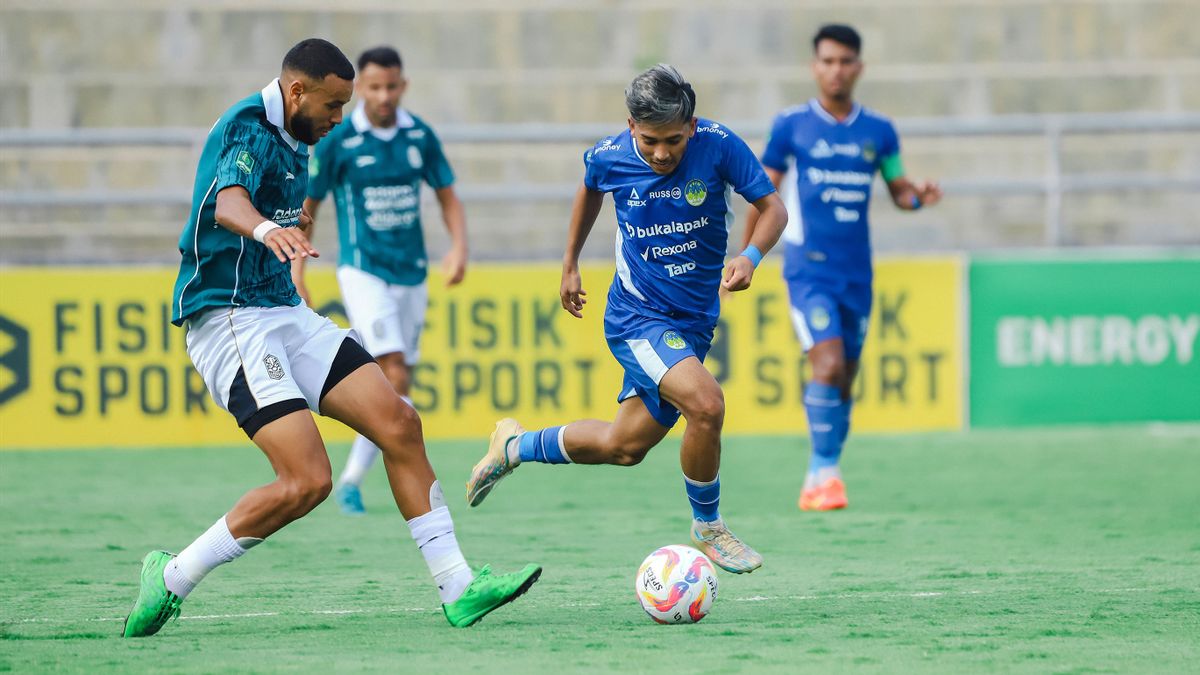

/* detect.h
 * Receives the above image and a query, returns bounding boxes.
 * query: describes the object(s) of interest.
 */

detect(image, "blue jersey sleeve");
[721,130,776,204]
[305,133,337,201]
[214,121,274,198]
[760,112,793,173]
[582,146,605,192]
[421,126,455,190]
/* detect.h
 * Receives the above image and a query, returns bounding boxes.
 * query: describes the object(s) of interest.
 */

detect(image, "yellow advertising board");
[0,258,961,449]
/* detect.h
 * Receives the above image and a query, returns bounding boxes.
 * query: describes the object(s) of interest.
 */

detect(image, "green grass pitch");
[2,426,1198,672]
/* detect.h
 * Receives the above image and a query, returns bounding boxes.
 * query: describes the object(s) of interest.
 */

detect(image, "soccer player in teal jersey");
[743,25,943,511]
[122,39,538,638]
[297,46,468,516]
[465,65,789,574]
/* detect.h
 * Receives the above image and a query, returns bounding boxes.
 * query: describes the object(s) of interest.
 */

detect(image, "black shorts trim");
[319,336,376,402]
[228,366,308,439]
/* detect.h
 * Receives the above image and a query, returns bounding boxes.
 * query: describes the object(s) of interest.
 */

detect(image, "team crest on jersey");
[862,142,876,163]
[662,331,687,350]
[809,307,831,331]
[684,179,707,207]
[236,151,255,175]
[407,145,423,169]
[263,354,285,380]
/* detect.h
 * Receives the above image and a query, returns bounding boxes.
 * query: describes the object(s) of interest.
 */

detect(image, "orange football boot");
[798,477,848,511]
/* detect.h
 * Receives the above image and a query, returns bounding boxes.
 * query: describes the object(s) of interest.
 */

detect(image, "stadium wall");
[0,252,1195,450]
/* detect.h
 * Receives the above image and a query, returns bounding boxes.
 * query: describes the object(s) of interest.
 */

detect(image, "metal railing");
[3,112,1198,246]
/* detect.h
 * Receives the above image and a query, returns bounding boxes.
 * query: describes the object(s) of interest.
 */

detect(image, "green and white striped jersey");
[307,104,454,286]
[172,80,308,325]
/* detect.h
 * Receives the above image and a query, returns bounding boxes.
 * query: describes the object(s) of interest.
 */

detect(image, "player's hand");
[722,256,755,293]
[442,246,467,287]
[299,209,314,232]
[560,266,587,318]
[263,227,319,264]
[913,180,943,208]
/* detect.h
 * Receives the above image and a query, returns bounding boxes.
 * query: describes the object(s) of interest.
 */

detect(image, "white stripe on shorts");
[626,338,669,384]
[789,305,815,352]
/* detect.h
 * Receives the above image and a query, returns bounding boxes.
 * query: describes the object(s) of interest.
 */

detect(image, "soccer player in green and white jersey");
[121,38,539,638]
[296,46,468,516]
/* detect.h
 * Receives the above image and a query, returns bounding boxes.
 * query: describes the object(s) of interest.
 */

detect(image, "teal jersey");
[307,105,455,286]
[172,80,307,326]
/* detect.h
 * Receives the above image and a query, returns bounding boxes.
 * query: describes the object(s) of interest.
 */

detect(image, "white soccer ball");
[634,545,718,624]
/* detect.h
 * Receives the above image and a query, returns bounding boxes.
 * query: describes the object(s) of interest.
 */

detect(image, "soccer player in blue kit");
[743,24,943,511]
[466,65,788,573]
[121,39,539,637]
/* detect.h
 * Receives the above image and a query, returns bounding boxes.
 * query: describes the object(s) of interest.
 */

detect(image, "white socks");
[340,435,380,487]
[804,465,843,490]
[339,396,413,486]
[163,515,258,599]
[407,481,473,604]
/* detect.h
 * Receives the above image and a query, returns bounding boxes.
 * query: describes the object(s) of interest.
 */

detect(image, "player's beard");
[290,112,322,145]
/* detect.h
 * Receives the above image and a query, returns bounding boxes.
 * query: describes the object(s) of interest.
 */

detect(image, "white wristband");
[253,220,281,243]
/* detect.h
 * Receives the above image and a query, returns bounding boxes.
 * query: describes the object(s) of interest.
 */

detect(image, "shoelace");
[705,525,750,557]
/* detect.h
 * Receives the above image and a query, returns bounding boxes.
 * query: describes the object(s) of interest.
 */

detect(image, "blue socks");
[516,426,571,464]
[804,382,848,474]
[684,474,720,522]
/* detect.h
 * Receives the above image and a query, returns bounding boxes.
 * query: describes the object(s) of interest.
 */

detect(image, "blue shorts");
[604,307,713,429]
[785,277,873,361]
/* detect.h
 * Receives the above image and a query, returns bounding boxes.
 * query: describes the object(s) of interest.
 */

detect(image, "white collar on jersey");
[810,97,862,126]
[261,79,302,151]
[351,101,415,141]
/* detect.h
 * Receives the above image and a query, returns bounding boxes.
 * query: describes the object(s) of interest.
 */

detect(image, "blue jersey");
[584,119,775,331]
[761,99,902,284]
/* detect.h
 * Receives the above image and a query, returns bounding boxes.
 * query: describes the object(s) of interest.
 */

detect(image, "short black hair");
[282,38,355,81]
[812,24,861,54]
[358,46,403,72]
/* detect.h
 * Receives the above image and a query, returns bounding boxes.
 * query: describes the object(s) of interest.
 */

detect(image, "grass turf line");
[1,427,1198,673]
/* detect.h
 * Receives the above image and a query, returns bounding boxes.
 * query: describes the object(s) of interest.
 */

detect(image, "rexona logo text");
[996,314,1200,367]
[625,217,708,239]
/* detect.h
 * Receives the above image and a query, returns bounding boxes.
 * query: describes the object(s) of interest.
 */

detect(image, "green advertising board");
[970,256,1200,427]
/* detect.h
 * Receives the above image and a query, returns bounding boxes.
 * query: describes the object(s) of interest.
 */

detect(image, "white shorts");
[337,265,428,362]
[185,304,359,425]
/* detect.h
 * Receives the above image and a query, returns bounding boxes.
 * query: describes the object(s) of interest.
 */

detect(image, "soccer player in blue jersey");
[297,45,468,516]
[465,65,788,574]
[121,39,538,638]
[743,24,943,511]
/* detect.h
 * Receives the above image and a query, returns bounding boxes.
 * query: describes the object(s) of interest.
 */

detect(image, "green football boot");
[442,563,542,627]
[121,550,184,638]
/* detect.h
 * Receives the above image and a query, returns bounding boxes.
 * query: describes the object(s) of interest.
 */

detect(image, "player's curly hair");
[625,64,696,126]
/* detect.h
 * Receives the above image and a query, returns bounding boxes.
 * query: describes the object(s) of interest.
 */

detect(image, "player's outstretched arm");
[740,167,785,249]
[886,176,943,211]
[560,183,605,318]
[724,191,787,293]
[215,186,319,264]
[435,186,469,287]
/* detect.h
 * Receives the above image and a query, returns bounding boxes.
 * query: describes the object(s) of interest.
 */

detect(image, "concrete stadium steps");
[3,2,1197,128]
[2,1,1197,263]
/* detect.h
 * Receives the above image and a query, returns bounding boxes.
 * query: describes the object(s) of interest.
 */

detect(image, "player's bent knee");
[611,444,651,467]
[373,400,424,458]
[683,393,725,431]
[280,474,333,516]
